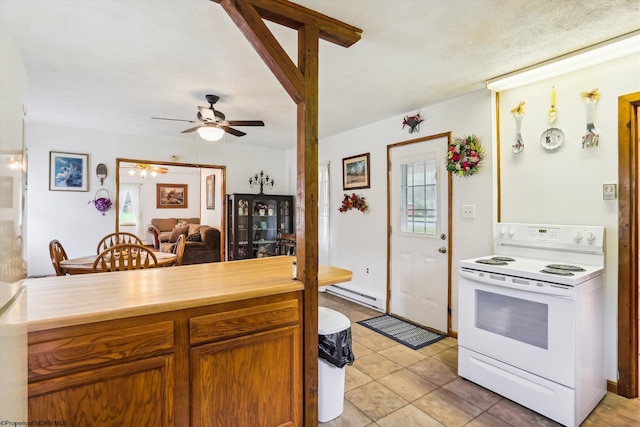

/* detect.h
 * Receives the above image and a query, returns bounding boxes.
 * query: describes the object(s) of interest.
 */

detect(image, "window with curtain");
[118,184,142,237]
[318,162,330,264]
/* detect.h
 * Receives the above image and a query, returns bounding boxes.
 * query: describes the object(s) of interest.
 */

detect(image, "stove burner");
[541,267,575,276]
[476,259,508,265]
[545,264,586,272]
[492,257,515,262]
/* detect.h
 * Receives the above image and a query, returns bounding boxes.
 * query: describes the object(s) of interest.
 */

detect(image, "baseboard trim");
[607,380,617,394]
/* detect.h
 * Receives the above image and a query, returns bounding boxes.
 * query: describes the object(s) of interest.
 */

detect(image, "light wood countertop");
[27,256,352,332]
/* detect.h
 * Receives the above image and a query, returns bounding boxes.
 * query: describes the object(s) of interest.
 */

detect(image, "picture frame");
[49,151,89,191]
[206,174,215,209]
[342,152,370,190]
[156,183,188,209]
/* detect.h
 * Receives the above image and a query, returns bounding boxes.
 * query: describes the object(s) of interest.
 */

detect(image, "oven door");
[458,269,576,387]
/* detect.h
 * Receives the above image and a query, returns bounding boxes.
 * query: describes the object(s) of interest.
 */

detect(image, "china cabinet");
[227,193,294,260]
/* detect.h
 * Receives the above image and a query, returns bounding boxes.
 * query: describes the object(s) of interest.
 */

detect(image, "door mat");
[357,314,447,350]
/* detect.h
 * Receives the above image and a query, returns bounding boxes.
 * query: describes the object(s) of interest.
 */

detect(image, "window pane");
[399,159,437,235]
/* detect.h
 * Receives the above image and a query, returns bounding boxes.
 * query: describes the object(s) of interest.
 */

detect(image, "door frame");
[386,132,453,335]
[617,91,639,398]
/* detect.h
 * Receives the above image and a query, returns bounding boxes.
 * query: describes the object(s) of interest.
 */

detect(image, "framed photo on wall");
[49,151,89,191]
[342,152,370,190]
[206,174,215,209]
[157,183,188,209]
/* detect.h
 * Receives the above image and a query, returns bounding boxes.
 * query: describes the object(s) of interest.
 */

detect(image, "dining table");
[60,251,177,274]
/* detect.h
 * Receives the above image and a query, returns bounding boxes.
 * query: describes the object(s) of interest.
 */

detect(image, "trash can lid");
[318,307,351,335]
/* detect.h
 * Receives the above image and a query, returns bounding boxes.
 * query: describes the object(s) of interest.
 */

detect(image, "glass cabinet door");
[252,198,277,257]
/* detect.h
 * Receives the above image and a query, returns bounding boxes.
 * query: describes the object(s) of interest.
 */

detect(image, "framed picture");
[342,152,370,190]
[49,151,89,191]
[0,177,12,208]
[206,174,215,209]
[156,183,188,209]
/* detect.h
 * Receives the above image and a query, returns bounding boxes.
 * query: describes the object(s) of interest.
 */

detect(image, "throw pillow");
[186,233,202,242]
[169,224,189,242]
[188,223,201,236]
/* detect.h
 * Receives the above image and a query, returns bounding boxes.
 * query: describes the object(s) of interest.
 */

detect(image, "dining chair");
[93,243,158,272]
[173,234,186,266]
[275,232,296,256]
[49,239,69,276]
[97,232,143,254]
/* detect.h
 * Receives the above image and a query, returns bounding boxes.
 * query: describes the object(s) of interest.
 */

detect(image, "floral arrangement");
[446,134,485,177]
[88,196,112,216]
[338,193,368,213]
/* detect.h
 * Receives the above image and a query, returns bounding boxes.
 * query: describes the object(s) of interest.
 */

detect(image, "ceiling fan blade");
[225,120,265,127]
[197,106,215,121]
[152,117,198,123]
[219,125,246,137]
[181,125,203,133]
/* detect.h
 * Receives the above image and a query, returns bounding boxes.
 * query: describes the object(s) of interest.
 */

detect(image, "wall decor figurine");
[402,113,423,134]
[540,88,565,152]
[510,101,525,154]
[581,88,600,148]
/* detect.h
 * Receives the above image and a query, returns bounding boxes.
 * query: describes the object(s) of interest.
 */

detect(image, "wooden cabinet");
[28,292,303,427]
[227,193,294,260]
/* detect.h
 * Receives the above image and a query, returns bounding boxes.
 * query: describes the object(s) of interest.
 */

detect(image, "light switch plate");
[603,184,617,200]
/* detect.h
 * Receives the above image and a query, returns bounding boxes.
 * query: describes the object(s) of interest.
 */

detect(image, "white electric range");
[458,223,606,427]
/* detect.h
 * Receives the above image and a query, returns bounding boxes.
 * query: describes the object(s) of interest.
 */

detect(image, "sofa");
[146,217,200,249]
[147,218,221,265]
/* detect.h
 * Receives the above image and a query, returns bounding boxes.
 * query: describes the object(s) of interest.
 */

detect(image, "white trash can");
[318,307,353,423]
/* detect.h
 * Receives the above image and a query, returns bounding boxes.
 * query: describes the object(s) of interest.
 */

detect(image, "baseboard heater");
[325,285,385,311]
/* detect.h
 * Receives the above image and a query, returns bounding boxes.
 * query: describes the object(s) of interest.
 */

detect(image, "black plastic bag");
[318,327,355,368]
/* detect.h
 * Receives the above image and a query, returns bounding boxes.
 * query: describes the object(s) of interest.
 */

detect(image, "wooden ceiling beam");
[212,0,362,48]
[216,0,305,103]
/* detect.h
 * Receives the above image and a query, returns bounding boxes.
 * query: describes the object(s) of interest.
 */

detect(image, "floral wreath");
[446,135,485,177]
[338,193,368,213]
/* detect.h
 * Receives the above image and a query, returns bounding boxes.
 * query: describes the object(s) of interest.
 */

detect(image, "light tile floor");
[318,291,640,427]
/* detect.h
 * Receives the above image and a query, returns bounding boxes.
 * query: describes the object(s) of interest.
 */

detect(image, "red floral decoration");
[338,193,368,213]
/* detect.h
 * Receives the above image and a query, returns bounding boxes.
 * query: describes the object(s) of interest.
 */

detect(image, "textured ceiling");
[1,0,638,149]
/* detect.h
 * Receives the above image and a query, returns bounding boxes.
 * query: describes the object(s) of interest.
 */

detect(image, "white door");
[389,134,449,333]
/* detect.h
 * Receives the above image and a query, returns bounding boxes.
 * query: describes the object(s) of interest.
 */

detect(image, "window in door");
[400,160,437,235]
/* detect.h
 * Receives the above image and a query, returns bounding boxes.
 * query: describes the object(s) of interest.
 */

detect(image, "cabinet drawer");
[29,321,174,380]
[190,299,299,345]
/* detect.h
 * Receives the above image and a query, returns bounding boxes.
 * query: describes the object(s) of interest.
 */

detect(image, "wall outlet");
[462,204,476,219]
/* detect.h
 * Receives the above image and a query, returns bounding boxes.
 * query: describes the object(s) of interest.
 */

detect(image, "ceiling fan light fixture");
[198,126,225,141]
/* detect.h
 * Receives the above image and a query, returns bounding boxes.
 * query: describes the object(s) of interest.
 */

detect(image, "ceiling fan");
[152,94,265,140]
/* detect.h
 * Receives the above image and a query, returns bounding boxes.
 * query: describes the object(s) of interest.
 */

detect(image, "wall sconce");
[96,163,108,186]
[249,170,274,194]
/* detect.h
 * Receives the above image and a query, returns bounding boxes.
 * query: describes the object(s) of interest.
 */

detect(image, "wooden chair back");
[97,232,143,254]
[275,232,296,256]
[173,234,186,266]
[93,243,158,272]
[49,239,69,276]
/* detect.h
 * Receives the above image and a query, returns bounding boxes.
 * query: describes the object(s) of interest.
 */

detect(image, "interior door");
[388,134,450,333]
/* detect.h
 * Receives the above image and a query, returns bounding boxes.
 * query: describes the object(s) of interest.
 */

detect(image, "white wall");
[498,53,640,382]
[26,122,292,276]
[318,89,495,331]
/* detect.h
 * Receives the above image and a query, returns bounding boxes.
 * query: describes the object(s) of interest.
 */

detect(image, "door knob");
[438,247,447,254]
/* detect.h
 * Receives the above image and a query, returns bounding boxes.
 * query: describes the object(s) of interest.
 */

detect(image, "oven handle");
[459,268,575,297]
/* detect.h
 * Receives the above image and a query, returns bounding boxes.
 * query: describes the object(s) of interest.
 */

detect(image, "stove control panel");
[495,223,605,257]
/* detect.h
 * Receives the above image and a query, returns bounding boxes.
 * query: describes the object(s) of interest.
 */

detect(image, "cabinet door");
[252,197,277,257]
[191,327,302,427]
[278,196,293,233]
[29,355,175,426]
